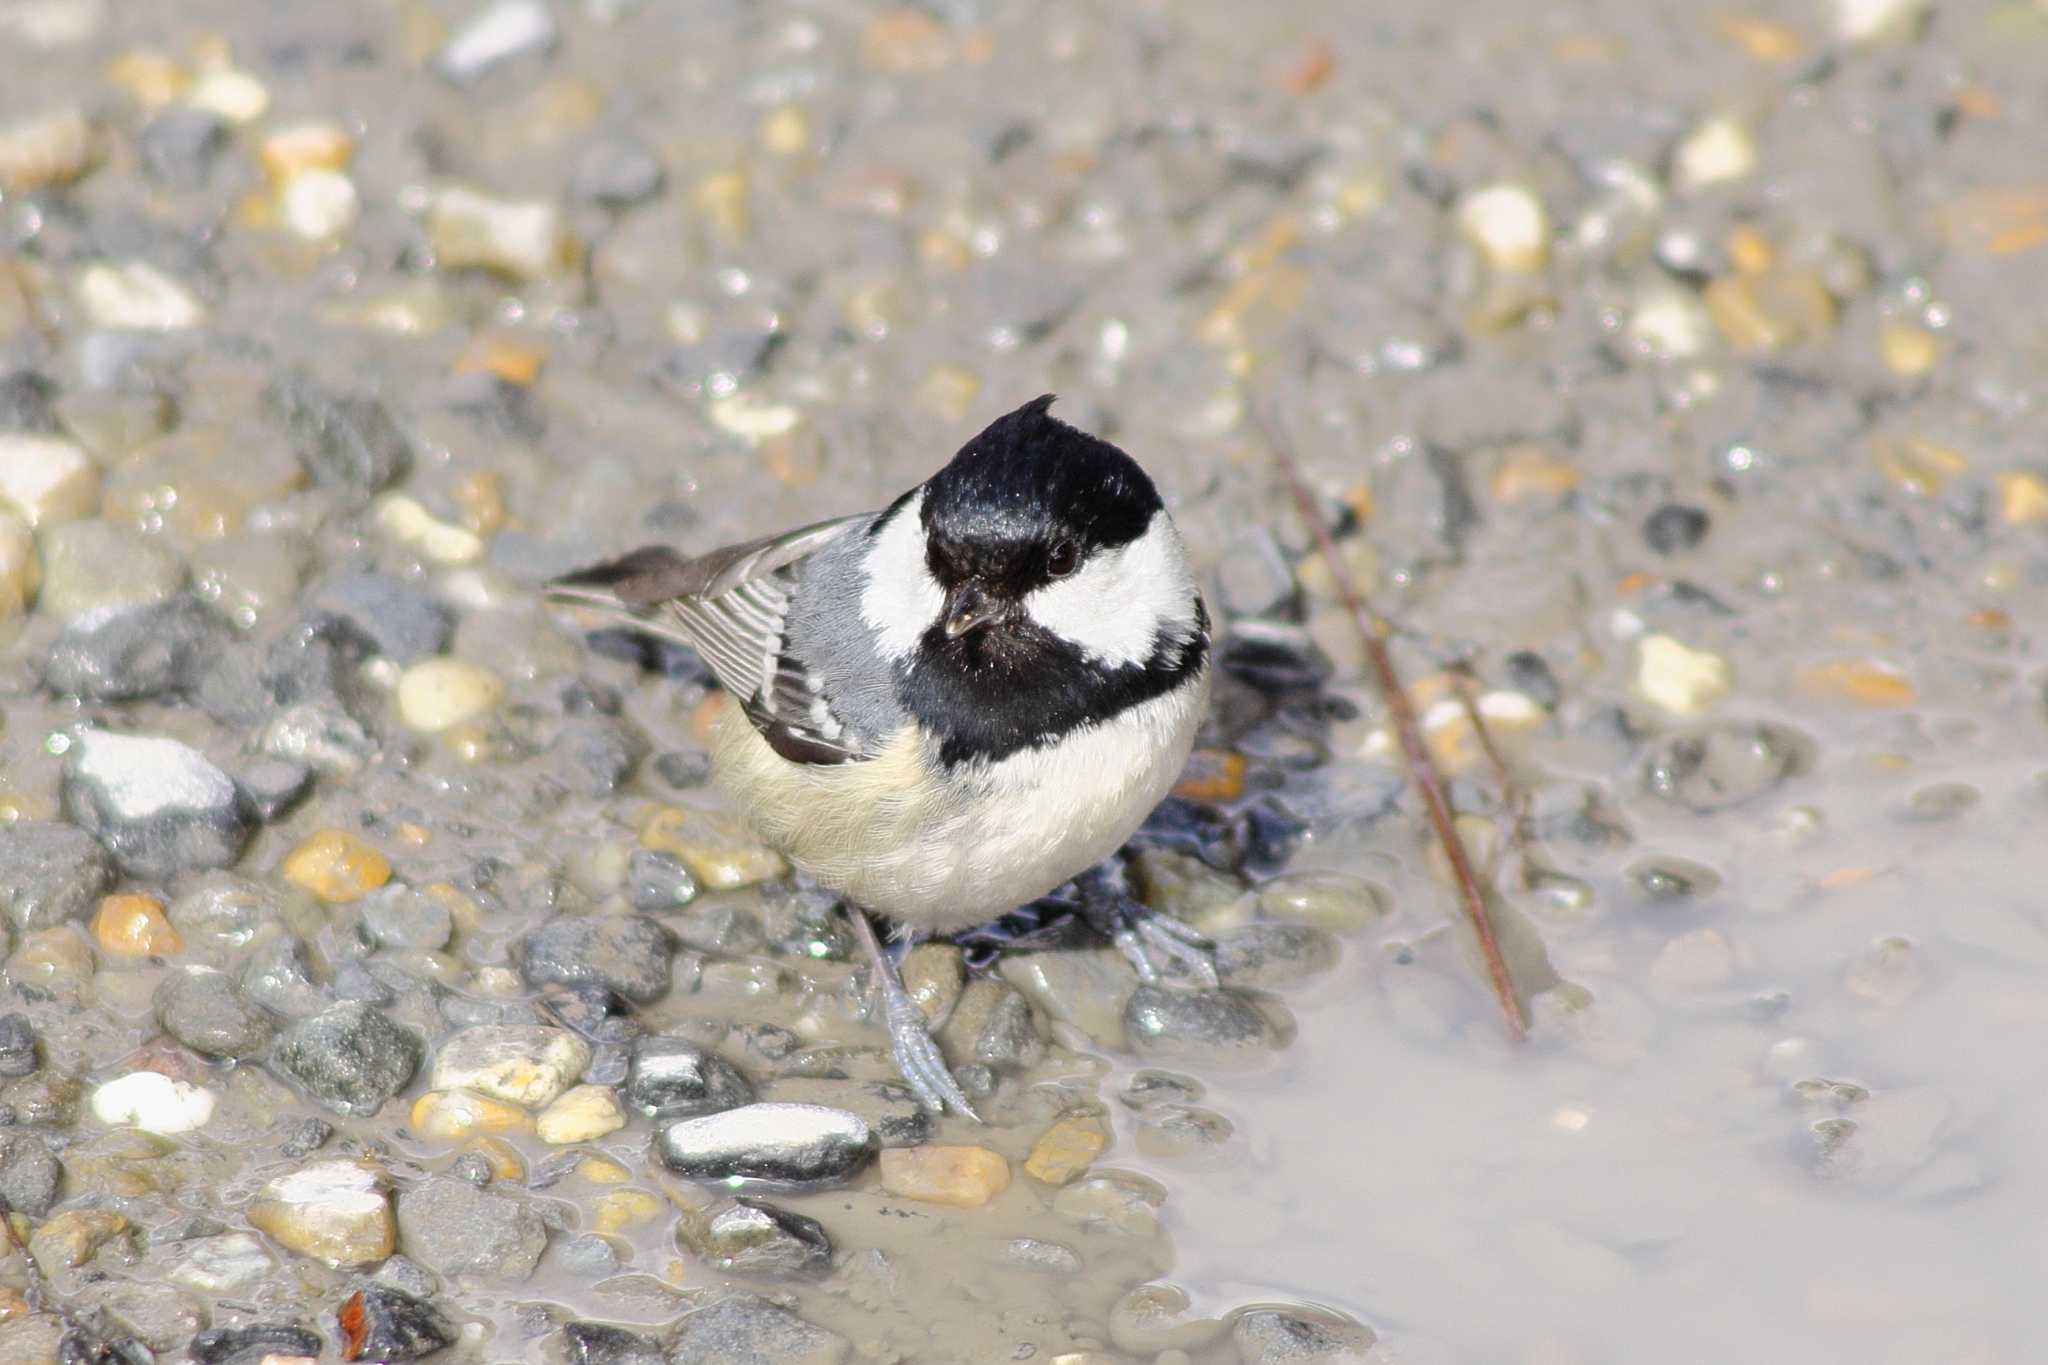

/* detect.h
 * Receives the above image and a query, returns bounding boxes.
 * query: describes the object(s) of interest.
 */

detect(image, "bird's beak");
[942,583,1004,639]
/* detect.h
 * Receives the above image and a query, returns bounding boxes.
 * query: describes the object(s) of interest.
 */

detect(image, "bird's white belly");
[710,666,1209,933]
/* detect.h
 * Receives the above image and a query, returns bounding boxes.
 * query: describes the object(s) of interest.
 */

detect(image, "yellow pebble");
[259,121,355,183]
[1797,660,1917,708]
[877,1144,1012,1209]
[465,1136,526,1182]
[1997,472,2048,525]
[637,806,788,889]
[1879,321,1939,377]
[409,1090,535,1140]
[1025,1115,1109,1187]
[579,1156,632,1184]
[593,1189,664,1234]
[536,1084,627,1145]
[90,895,183,959]
[281,829,392,904]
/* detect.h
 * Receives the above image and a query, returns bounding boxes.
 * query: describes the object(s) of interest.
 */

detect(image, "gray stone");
[235,758,313,821]
[540,716,647,797]
[1124,985,1281,1066]
[74,1279,205,1353]
[359,883,454,950]
[309,571,455,663]
[161,1230,273,1295]
[656,1103,875,1190]
[1000,949,1137,1049]
[171,873,306,961]
[190,1325,325,1364]
[0,820,114,933]
[435,0,558,83]
[155,965,273,1058]
[272,1001,422,1115]
[0,1129,61,1216]
[41,595,226,701]
[0,1013,38,1077]
[936,978,1045,1074]
[61,730,256,879]
[563,1321,664,1365]
[262,701,379,776]
[625,1036,753,1119]
[679,1197,832,1280]
[995,1237,1083,1275]
[137,107,228,188]
[626,850,698,911]
[760,1078,930,1149]
[667,1293,849,1365]
[269,376,414,497]
[0,370,56,431]
[1213,922,1342,989]
[395,1177,549,1280]
[519,912,675,1004]
[1643,723,1803,813]
[1230,1306,1378,1363]
[337,1285,455,1361]
[570,134,666,209]
[34,520,185,622]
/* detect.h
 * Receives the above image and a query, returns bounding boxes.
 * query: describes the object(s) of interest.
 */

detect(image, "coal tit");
[551,396,1212,1117]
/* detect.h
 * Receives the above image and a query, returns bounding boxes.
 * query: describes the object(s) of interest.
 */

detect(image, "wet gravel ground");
[4,0,2048,1361]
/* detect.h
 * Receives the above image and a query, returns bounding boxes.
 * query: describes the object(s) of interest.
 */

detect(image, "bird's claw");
[1113,911,1219,988]
[878,979,980,1121]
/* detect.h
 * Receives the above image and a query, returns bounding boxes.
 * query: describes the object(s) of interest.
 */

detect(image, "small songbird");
[549,396,1212,1117]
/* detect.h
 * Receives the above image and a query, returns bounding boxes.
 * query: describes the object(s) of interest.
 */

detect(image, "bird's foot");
[845,906,980,1121]
[1077,863,1219,988]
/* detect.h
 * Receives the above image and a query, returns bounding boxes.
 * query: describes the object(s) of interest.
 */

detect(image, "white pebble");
[430,185,570,280]
[374,493,484,564]
[91,1071,218,1134]
[437,0,559,82]
[0,509,37,617]
[281,169,360,241]
[397,657,505,733]
[708,393,802,443]
[186,66,270,124]
[1834,0,1929,42]
[1672,116,1756,194]
[0,105,93,191]
[0,0,108,50]
[0,433,99,527]
[1456,182,1550,273]
[77,261,207,331]
[1636,634,1731,716]
[1628,282,1713,359]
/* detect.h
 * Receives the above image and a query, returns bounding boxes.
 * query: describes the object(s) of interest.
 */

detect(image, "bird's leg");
[1075,858,1219,988]
[844,906,981,1121]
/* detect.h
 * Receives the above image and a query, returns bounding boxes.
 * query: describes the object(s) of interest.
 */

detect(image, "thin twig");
[1256,413,1528,1041]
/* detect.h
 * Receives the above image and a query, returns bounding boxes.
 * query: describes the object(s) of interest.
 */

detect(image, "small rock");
[995,1237,1083,1275]
[75,1279,205,1352]
[337,1286,456,1362]
[374,493,485,564]
[936,976,1046,1073]
[624,1035,753,1118]
[398,658,505,733]
[570,134,666,209]
[899,941,964,1027]
[33,519,184,621]
[537,1083,627,1144]
[561,1321,665,1365]
[1134,1103,1234,1159]
[1000,950,1136,1049]
[137,106,227,187]
[0,105,94,191]
[1834,0,1929,43]
[28,1208,129,1274]
[1025,1113,1109,1186]
[656,1102,876,1189]
[281,829,392,904]
[431,185,573,280]
[1672,115,1756,193]
[679,1196,833,1280]
[1643,723,1801,813]
[309,571,454,662]
[185,65,269,124]
[519,912,675,1003]
[668,1293,848,1365]
[0,820,114,933]
[0,432,97,527]
[1457,182,1549,273]
[435,0,558,83]
[0,1129,61,1216]
[155,965,273,1058]
[239,935,331,1018]
[1636,634,1731,716]
[1124,986,1280,1066]
[1110,1282,1224,1355]
[541,715,646,796]
[431,1024,589,1109]
[638,806,787,889]
[190,1324,324,1365]
[90,892,182,958]
[269,376,414,497]
[76,260,207,330]
[359,883,454,950]
[0,1012,39,1076]
[625,849,697,911]
[281,168,360,240]
[394,1177,549,1280]
[1213,922,1341,989]
[42,595,226,701]
[90,1070,217,1134]
[1628,281,1714,359]
[760,1078,931,1148]
[1643,503,1710,555]
[877,1144,1010,1208]
[409,1087,534,1139]
[1230,1304,1378,1363]
[247,1159,395,1267]
[272,1001,423,1115]
[163,1230,274,1296]
[61,730,255,879]
[0,369,57,431]
[260,121,355,180]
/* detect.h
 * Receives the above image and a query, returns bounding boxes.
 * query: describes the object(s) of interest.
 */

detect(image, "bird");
[547,395,1213,1118]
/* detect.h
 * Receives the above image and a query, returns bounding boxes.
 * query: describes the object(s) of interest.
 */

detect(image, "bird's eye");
[1047,540,1079,578]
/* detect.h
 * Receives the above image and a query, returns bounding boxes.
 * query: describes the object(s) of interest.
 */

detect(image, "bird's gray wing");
[547,514,878,764]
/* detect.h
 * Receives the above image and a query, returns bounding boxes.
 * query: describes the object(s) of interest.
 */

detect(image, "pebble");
[1635,634,1732,716]
[761,1078,933,1149]
[185,64,269,123]
[375,493,485,565]
[77,1280,205,1351]
[42,594,226,701]
[394,1176,549,1280]
[624,1035,755,1118]
[337,1285,457,1362]
[0,105,94,191]
[520,912,676,1003]
[162,1231,272,1295]
[34,519,185,621]
[398,658,506,733]
[260,121,356,181]
[269,376,414,497]
[538,1083,627,1143]
[1257,871,1386,933]
[543,715,648,796]
[571,133,666,209]
[61,730,255,879]
[29,1208,129,1275]
[436,0,559,83]
[0,1013,40,1076]
[1672,115,1756,193]
[1628,281,1714,359]
[878,1144,1011,1208]
[1025,1113,1110,1186]
[309,570,454,662]
[1125,986,1281,1066]
[561,1321,666,1365]
[280,168,361,240]
[410,1087,534,1139]
[431,1024,590,1108]
[999,949,1137,1049]
[154,965,271,1056]
[1231,1305,1378,1363]
[359,882,454,951]
[137,107,227,187]
[246,1159,395,1267]
[1135,1103,1235,1160]
[639,805,789,889]
[667,1293,849,1365]
[0,432,97,527]
[76,260,207,330]
[0,508,34,617]
[1643,723,1800,812]
[272,1001,424,1115]
[191,1324,324,1364]
[281,829,393,903]
[1109,1283,1224,1355]
[90,1070,217,1134]
[1834,0,1929,43]
[656,1102,877,1189]
[0,819,114,933]
[90,892,182,957]
[936,977,1046,1073]
[431,186,573,280]
[0,1129,61,1216]
[679,1196,834,1280]
[1643,503,1710,555]
[1456,182,1549,273]
[899,941,964,1026]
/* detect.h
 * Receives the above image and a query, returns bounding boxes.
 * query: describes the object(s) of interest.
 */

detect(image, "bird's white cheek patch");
[860,493,944,661]
[1026,516,1198,668]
